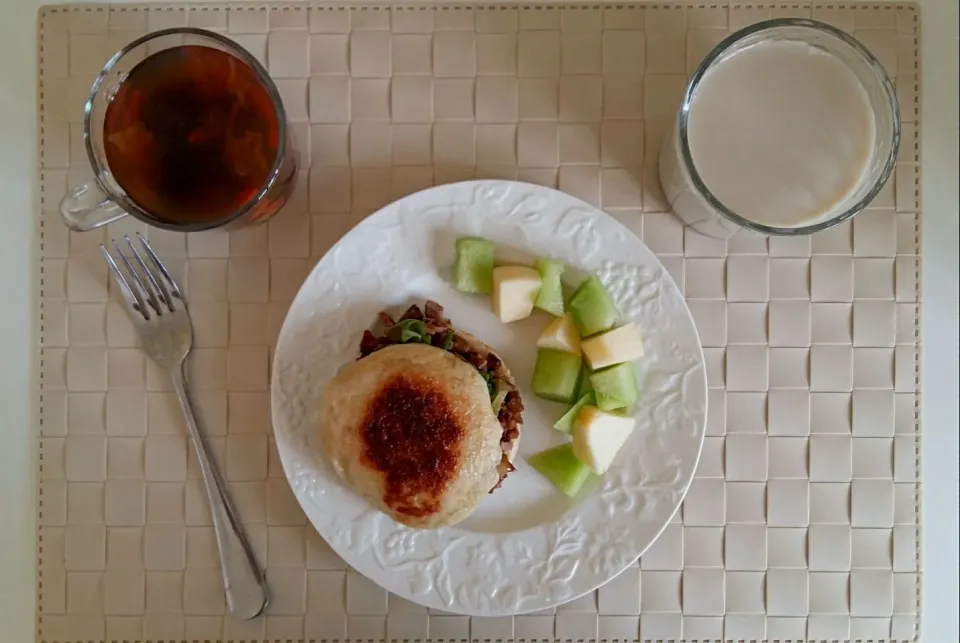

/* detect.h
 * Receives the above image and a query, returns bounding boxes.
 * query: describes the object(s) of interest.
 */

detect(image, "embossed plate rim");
[270,180,708,616]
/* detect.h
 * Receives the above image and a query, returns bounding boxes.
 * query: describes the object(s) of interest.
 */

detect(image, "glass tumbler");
[658,18,900,239]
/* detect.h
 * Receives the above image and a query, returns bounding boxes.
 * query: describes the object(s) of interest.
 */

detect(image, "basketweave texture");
[36,3,922,642]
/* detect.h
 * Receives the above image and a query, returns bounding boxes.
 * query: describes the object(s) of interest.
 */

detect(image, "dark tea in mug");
[103,45,280,226]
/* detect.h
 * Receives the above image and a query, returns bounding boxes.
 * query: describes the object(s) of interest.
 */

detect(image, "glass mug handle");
[59,181,128,232]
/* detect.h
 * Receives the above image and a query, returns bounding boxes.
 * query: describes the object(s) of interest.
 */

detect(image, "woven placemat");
[36,3,922,642]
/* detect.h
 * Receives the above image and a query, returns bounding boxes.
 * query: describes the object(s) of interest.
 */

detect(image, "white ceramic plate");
[271,181,707,616]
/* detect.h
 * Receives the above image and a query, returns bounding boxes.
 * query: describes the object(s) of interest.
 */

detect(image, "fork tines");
[100,233,183,320]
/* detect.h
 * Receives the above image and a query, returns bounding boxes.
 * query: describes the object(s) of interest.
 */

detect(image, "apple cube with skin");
[572,406,636,474]
[580,322,645,370]
[537,313,581,354]
[492,265,542,323]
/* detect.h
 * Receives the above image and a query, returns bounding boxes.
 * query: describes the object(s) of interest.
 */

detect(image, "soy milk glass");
[658,19,900,239]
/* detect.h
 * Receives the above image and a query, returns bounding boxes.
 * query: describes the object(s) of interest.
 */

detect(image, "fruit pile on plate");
[454,238,645,498]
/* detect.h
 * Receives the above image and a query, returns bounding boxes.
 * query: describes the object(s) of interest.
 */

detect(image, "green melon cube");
[528,444,592,497]
[531,348,583,404]
[554,392,597,434]
[534,258,565,316]
[569,275,618,337]
[454,237,495,294]
[589,362,639,411]
[576,365,594,399]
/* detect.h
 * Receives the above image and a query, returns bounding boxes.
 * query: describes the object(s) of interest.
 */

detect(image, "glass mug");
[60,27,299,233]
[658,19,900,239]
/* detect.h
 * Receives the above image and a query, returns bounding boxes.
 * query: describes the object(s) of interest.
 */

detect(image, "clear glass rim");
[677,18,901,237]
[83,27,290,232]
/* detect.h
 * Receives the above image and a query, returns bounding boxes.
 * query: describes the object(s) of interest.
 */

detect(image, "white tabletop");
[0,1,956,642]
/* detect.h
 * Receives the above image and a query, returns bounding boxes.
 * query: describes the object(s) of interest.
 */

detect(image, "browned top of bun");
[359,373,466,520]
[319,344,504,529]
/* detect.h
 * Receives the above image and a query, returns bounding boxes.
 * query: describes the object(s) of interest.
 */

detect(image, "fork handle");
[171,368,269,619]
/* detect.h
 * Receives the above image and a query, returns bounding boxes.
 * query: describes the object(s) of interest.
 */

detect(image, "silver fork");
[101,233,268,619]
